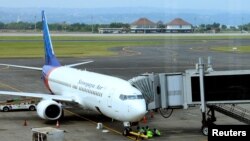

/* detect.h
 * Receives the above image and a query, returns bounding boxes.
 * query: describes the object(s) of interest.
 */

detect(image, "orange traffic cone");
[143,116,147,124]
[150,111,154,118]
[56,120,60,128]
[23,120,27,126]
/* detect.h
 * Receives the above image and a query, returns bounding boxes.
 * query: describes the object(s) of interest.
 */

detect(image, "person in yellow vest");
[153,128,161,136]
[137,126,144,134]
[145,126,153,138]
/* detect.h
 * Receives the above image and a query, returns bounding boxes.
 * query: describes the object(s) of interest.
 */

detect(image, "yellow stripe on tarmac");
[0,81,22,92]
[64,109,136,140]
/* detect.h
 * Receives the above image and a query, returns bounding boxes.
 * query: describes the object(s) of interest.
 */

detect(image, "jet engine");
[36,100,62,120]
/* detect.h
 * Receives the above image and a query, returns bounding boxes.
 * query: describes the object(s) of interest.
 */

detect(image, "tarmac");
[0,37,250,141]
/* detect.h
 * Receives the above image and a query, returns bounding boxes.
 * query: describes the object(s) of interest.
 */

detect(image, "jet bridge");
[129,58,250,135]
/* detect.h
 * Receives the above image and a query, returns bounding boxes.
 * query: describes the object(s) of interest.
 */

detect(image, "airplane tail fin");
[42,10,60,66]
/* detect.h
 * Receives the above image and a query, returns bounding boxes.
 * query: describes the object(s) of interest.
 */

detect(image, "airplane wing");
[65,60,94,67]
[0,91,74,102]
[0,63,42,71]
[0,60,93,71]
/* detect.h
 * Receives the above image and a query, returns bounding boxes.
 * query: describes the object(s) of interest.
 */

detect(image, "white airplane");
[0,11,147,135]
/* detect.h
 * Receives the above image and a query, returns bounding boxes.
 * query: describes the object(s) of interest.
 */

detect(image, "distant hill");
[0,7,249,26]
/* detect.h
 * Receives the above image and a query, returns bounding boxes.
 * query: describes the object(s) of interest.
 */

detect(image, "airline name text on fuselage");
[78,79,104,90]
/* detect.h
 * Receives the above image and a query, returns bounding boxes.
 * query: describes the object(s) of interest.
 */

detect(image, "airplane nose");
[137,106,147,117]
[132,101,147,121]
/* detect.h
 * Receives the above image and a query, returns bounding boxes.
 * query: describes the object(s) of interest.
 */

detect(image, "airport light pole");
[241,17,244,33]
[34,16,37,32]
[194,17,197,33]
[144,18,146,34]
[91,16,94,33]
[199,58,206,114]
[198,58,208,135]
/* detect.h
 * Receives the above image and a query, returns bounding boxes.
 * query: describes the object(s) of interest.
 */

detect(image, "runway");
[0,36,250,141]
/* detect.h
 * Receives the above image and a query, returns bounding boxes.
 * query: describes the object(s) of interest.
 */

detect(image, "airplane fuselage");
[43,66,147,122]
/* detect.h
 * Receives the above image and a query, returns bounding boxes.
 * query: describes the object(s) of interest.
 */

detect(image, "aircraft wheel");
[29,106,36,111]
[122,128,130,136]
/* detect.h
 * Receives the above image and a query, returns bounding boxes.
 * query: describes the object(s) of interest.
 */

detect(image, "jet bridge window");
[119,94,144,100]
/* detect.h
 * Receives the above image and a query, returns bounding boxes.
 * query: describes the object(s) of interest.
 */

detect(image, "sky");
[1,0,249,25]
[1,0,250,13]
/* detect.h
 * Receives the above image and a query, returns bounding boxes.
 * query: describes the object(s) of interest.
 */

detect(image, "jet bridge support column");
[198,58,208,135]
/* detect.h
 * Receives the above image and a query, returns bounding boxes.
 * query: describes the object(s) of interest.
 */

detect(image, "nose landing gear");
[122,122,132,136]
[123,127,132,136]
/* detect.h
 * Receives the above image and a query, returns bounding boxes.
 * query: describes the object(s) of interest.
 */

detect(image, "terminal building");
[130,18,158,33]
[98,17,193,34]
[130,17,193,33]
[166,18,193,33]
[98,28,124,34]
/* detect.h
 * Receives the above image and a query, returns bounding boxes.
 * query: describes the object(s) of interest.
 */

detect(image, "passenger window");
[128,95,137,100]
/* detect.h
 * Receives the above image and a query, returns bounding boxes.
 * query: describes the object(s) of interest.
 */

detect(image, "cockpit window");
[136,95,144,99]
[119,95,127,100]
[119,94,144,100]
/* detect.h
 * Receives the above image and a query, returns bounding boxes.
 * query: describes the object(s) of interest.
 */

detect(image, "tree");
[109,22,129,28]
[0,22,4,29]
[205,24,212,30]
[212,22,220,28]
[221,25,227,30]
[230,26,237,31]
[69,23,82,31]
[197,24,206,33]
[36,21,42,30]
[238,24,249,31]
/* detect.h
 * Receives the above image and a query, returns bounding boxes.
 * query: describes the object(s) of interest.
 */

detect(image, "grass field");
[1,35,250,58]
[0,36,167,58]
[0,41,167,58]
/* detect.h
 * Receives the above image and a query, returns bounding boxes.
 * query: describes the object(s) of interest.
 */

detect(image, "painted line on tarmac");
[0,81,22,92]
[0,66,9,70]
[122,47,142,56]
[0,81,136,141]
[64,110,136,141]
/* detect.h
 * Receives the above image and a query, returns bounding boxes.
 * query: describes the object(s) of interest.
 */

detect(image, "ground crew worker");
[145,126,153,138]
[136,126,143,134]
[153,128,161,136]
[141,127,146,135]
[136,126,145,140]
